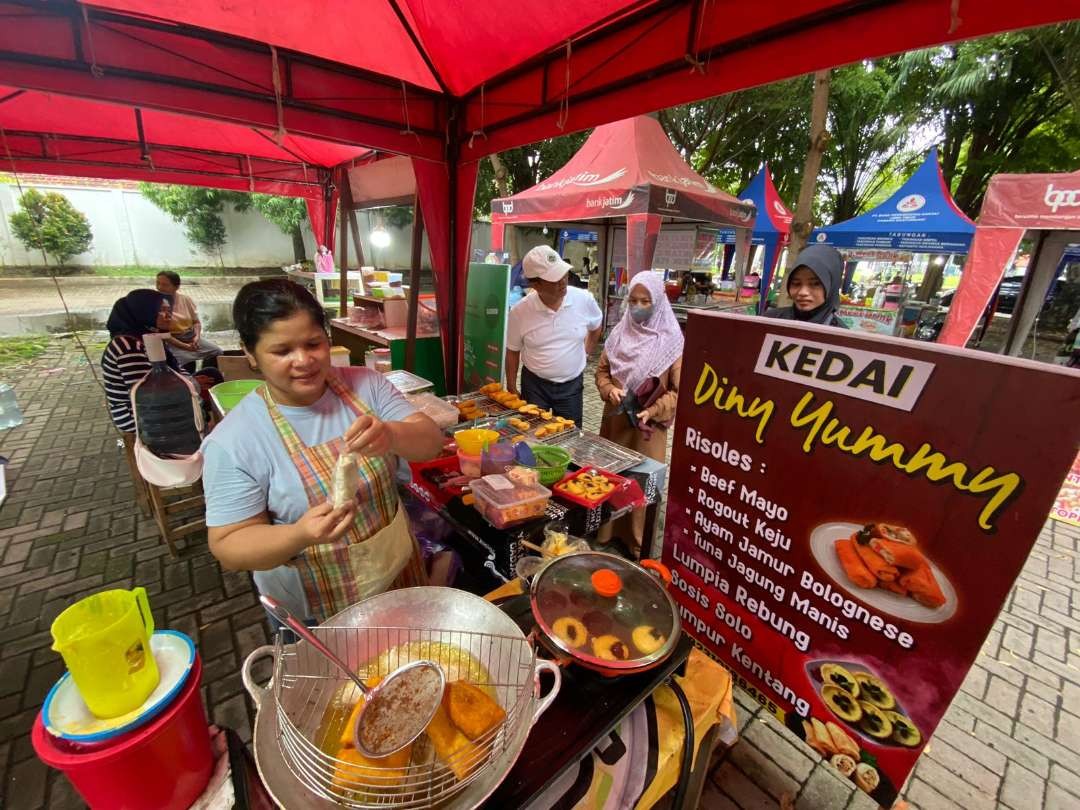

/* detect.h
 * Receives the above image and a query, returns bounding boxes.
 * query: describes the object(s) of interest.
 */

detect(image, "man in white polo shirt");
[506,245,603,425]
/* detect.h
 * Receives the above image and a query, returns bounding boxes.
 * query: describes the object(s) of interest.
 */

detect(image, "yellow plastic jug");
[50,588,160,719]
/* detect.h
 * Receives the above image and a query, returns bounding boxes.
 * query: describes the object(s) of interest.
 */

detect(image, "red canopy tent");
[0,0,1072,387]
[939,170,1080,350]
[0,86,380,248]
[489,116,755,279]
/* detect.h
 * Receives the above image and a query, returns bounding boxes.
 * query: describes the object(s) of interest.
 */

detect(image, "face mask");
[629,304,653,324]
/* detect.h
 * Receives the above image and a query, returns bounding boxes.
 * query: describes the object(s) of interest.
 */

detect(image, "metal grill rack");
[541,429,645,474]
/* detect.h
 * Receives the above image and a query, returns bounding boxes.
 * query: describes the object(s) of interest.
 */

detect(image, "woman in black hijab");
[101,290,179,431]
[765,245,848,328]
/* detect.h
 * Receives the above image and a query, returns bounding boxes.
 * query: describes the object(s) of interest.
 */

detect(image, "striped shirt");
[101,335,151,432]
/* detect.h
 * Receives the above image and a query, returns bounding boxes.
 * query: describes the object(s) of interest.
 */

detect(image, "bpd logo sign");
[1045,184,1080,213]
[501,201,513,214]
[896,194,926,213]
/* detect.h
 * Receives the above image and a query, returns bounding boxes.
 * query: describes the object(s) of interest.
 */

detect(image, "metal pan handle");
[241,644,276,709]
[531,659,562,724]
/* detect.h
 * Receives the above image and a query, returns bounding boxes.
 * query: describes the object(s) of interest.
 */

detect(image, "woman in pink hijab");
[594,270,683,557]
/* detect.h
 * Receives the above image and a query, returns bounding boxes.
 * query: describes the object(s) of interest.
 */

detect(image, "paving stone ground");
[1,334,1078,809]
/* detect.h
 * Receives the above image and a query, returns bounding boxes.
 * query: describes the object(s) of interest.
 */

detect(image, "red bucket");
[33,653,213,810]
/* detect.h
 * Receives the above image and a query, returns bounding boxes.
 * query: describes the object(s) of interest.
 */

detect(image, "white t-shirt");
[506,287,603,383]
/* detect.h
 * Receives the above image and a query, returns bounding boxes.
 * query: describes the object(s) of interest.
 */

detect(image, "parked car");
[940,273,1062,315]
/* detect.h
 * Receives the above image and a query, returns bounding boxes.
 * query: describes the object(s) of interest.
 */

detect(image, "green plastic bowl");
[210,379,263,414]
[529,444,571,486]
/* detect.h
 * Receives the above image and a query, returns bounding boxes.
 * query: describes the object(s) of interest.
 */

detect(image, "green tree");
[820,62,922,222]
[139,184,249,259]
[896,21,1080,216]
[250,194,308,261]
[659,77,813,204]
[9,189,93,265]
[474,130,590,218]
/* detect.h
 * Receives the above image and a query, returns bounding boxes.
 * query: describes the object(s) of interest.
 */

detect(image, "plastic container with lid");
[469,473,551,529]
[405,392,459,429]
[457,449,482,478]
[480,441,517,476]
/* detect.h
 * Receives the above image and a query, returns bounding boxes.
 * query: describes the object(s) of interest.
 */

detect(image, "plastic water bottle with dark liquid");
[133,334,202,457]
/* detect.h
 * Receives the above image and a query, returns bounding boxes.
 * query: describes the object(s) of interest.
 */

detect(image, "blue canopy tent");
[811,150,975,257]
[715,164,793,311]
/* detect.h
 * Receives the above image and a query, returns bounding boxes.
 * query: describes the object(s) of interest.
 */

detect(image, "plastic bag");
[331,452,360,508]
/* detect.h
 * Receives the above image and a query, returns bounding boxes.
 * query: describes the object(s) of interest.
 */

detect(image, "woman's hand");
[294,500,356,548]
[636,409,651,424]
[344,413,393,456]
[607,387,625,405]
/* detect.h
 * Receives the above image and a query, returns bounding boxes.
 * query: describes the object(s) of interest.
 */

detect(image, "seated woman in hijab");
[101,289,220,436]
[101,290,180,434]
[594,270,683,558]
[765,245,848,328]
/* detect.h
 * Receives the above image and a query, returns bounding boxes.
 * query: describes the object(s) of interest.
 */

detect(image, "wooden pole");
[337,167,349,318]
[405,193,426,372]
[338,167,366,302]
[347,207,367,297]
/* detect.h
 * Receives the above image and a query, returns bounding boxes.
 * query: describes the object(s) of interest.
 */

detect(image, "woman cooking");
[594,271,683,558]
[202,279,444,623]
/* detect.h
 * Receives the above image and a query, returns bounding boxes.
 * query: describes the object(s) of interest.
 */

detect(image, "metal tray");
[453,392,517,418]
[505,410,576,440]
[541,429,645,474]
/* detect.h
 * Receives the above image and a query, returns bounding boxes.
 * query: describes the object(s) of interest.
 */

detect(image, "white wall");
[0,181,297,268]
[0,179,495,270]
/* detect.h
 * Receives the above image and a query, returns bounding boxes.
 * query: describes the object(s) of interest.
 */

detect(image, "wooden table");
[284,268,366,304]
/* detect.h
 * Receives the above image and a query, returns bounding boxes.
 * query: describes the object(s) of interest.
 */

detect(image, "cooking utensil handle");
[640,559,672,587]
[241,645,275,709]
[531,659,561,724]
[259,595,371,697]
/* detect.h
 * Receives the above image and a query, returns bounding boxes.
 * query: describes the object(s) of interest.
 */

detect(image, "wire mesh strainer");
[269,625,539,808]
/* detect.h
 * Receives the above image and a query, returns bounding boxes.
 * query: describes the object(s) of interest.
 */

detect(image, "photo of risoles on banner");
[786,659,924,803]
[809,521,958,622]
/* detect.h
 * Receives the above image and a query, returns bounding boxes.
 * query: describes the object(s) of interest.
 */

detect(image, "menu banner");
[662,313,1080,807]
[462,263,511,390]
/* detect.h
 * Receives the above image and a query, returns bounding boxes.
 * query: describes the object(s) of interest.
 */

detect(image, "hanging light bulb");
[371,226,391,248]
[371,213,391,248]
[542,225,549,235]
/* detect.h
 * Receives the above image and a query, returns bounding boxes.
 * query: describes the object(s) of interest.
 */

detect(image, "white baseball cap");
[522,245,572,282]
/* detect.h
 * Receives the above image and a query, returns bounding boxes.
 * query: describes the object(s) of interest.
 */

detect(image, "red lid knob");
[591,568,622,597]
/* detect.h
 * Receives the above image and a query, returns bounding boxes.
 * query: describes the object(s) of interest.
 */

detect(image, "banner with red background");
[662,313,1080,806]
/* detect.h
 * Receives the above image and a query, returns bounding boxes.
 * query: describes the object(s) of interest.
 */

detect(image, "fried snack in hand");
[446,680,506,741]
